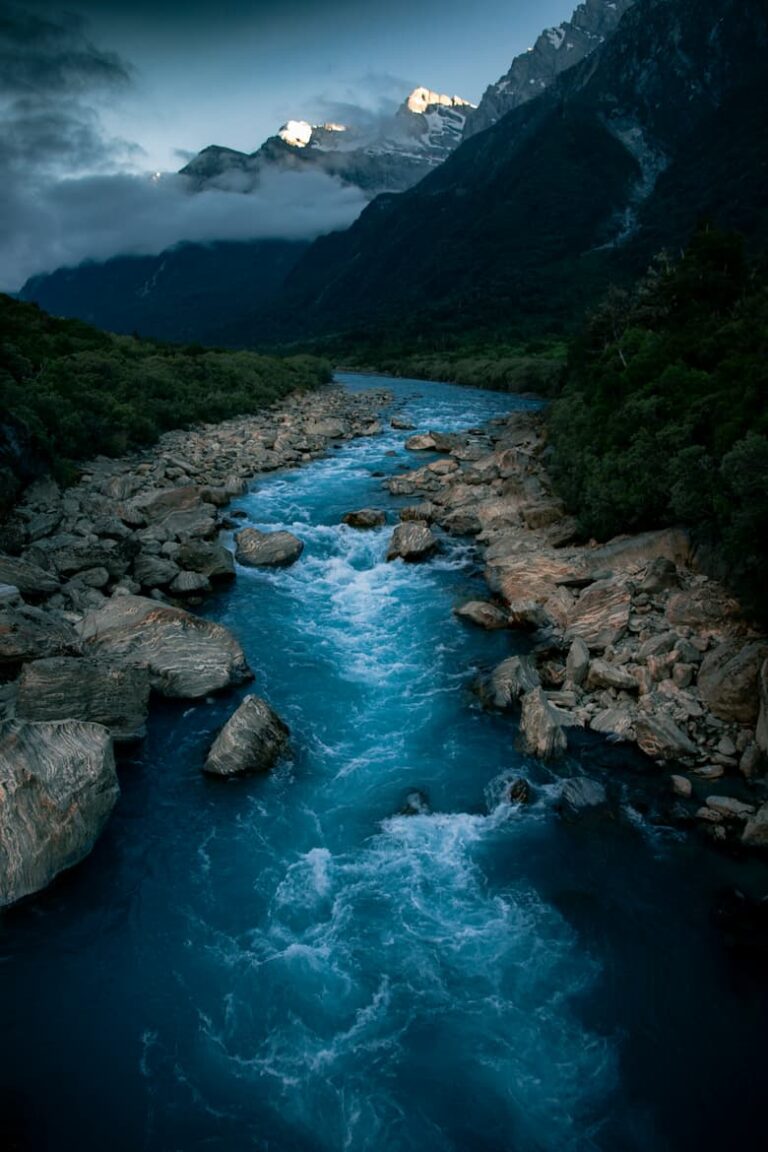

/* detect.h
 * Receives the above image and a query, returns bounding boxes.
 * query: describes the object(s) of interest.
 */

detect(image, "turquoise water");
[2,375,767,1151]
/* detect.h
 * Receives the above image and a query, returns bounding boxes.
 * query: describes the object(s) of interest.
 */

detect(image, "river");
[2,374,767,1151]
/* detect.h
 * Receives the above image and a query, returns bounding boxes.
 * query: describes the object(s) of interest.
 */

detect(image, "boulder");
[0,719,119,908]
[757,659,768,756]
[705,796,755,821]
[698,640,768,725]
[79,594,251,698]
[405,434,437,451]
[557,777,609,822]
[640,557,680,594]
[235,528,304,568]
[342,509,387,529]
[506,777,531,805]
[169,570,211,596]
[742,804,768,849]
[400,790,430,815]
[133,552,180,589]
[203,695,289,777]
[586,659,639,693]
[391,417,415,431]
[118,485,202,527]
[635,713,698,760]
[519,688,568,759]
[386,522,438,563]
[176,541,235,582]
[566,579,631,651]
[483,655,540,709]
[454,601,508,630]
[0,602,80,668]
[565,637,590,687]
[590,707,635,742]
[16,656,150,741]
[0,554,60,597]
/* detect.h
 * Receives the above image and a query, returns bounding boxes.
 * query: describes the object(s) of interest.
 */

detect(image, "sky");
[0,0,577,291]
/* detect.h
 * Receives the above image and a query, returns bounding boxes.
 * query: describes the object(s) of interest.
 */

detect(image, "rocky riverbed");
[0,386,387,906]
[385,408,768,849]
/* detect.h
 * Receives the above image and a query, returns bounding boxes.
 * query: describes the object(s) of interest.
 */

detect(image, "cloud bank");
[0,5,367,291]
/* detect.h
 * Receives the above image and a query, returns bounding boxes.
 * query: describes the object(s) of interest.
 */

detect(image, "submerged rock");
[400,790,431,816]
[454,601,508,630]
[557,777,609,822]
[342,508,387,529]
[386,522,438,563]
[79,594,251,698]
[234,528,304,568]
[16,656,150,741]
[203,695,289,777]
[0,718,119,908]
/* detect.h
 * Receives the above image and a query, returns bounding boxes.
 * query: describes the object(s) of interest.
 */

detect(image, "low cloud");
[1,168,367,290]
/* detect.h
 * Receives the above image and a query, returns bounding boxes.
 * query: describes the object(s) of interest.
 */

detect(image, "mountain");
[464,0,635,139]
[179,87,475,198]
[239,0,768,346]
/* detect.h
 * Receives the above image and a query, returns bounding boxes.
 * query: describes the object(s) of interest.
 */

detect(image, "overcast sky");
[0,0,578,290]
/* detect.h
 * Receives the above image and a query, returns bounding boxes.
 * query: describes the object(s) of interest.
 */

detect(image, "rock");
[203,695,289,777]
[386,522,438,563]
[670,774,693,798]
[16,656,150,741]
[697,640,768,725]
[566,579,631,651]
[79,594,251,698]
[740,742,762,780]
[118,484,203,527]
[506,777,531,805]
[0,554,60,597]
[304,418,345,438]
[442,508,483,536]
[640,557,680,594]
[558,777,609,822]
[405,434,437,451]
[342,509,387,529]
[0,583,21,608]
[133,552,180,588]
[454,601,508,630]
[694,764,726,781]
[756,659,768,755]
[519,688,568,759]
[391,417,415,431]
[235,528,304,568]
[0,602,80,668]
[0,719,119,907]
[586,659,639,693]
[590,707,635,742]
[705,795,755,820]
[565,637,590,687]
[742,804,768,849]
[400,790,430,815]
[175,541,235,582]
[666,584,742,633]
[169,570,211,596]
[483,655,540,709]
[399,502,437,523]
[635,713,699,761]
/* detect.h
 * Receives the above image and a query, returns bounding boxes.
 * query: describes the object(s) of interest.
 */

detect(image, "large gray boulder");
[0,602,81,668]
[635,712,698,761]
[0,554,60,596]
[342,509,387,529]
[697,640,768,725]
[16,656,150,741]
[175,541,235,581]
[79,594,251,698]
[483,655,540,709]
[204,695,289,777]
[519,688,568,759]
[454,601,509,630]
[235,528,304,567]
[386,522,438,563]
[0,719,119,908]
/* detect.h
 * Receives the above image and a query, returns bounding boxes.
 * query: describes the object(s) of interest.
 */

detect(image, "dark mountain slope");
[242,0,768,345]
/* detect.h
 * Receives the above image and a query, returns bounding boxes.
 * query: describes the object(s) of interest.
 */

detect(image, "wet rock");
[670,774,693,799]
[506,777,531,805]
[342,509,387,529]
[386,522,438,563]
[483,655,540,709]
[391,417,415,431]
[558,777,609,822]
[454,601,508,630]
[635,713,699,761]
[235,528,304,568]
[742,804,768,849]
[405,434,437,451]
[0,718,119,908]
[400,790,430,815]
[399,502,437,523]
[0,554,60,597]
[697,640,768,725]
[519,688,568,759]
[705,796,755,821]
[16,656,150,741]
[79,594,251,698]
[175,541,235,582]
[203,695,289,777]
[565,637,590,687]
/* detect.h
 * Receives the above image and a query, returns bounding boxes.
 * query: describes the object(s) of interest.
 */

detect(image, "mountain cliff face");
[180,87,475,198]
[247,0,767,344]
[464,0,635,138]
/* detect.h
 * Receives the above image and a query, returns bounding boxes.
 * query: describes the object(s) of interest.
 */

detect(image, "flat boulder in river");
[0,718,119,908]
[342,509,387,529]
[235,528,304,568]
[78,594,251,698]
[204,695,289,777]
[386,522,438,563]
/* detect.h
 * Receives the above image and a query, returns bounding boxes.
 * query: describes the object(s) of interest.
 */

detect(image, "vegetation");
[0,295,331,516]
[549,227,768,614]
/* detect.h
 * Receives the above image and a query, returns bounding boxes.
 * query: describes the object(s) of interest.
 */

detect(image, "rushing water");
[2,375,767,1152]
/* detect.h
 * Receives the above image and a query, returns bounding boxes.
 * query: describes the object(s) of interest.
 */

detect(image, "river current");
[2,375,767,1151]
